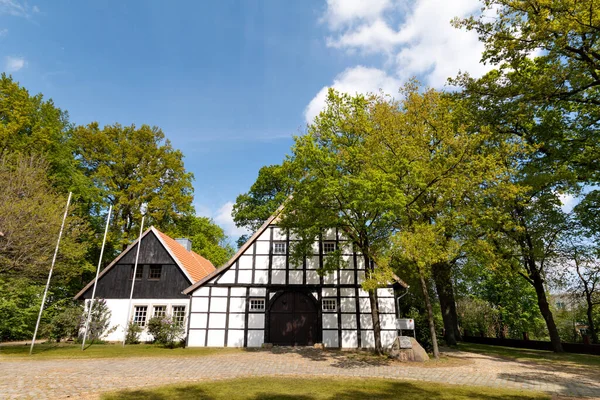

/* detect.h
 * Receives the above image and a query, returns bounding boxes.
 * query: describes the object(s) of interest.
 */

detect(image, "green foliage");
[47,303,83,342]
[146,315,185,348]
[168,215,235,267]
[125,322,142,345]
[84,299,114,342]
[0,278,44,341]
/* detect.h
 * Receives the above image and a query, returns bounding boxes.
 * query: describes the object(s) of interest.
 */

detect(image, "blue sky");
[3,0,542,239]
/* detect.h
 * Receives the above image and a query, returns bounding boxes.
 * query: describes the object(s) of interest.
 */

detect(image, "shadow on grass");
[101,379,548,400]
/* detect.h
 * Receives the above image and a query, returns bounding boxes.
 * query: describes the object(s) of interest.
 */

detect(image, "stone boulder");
[388,336,429,362]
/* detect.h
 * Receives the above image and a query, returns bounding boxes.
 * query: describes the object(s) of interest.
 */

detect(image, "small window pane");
[172,305,186,325]
[153,305,166,318]
[273,242,286,254]
[249,298,265,311]
[323,242,337,254]
[130,266,143,280]
[322,298,337,312]
[133,305,148,326]
[149,265,162,279]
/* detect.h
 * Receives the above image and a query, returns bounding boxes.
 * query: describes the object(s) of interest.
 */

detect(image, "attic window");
[149,265,162,280]
[273,242,286,254]
[322,298,337,312]
[130,266,143,280]
[323,242,337,254]
[249,298,265,311]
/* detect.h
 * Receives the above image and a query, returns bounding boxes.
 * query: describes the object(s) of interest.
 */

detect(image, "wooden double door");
[269,291,319,346]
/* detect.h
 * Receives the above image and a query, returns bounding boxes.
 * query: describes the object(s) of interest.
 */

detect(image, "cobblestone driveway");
[1,348,599,399]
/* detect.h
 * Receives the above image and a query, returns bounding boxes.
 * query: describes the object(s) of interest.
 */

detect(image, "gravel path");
[1,348,599,399]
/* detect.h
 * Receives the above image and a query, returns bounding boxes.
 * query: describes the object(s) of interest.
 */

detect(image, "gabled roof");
[183,205,283,294]
[74,226,215,300]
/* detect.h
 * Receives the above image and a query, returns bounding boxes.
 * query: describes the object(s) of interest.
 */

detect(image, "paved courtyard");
[1,348,599,399]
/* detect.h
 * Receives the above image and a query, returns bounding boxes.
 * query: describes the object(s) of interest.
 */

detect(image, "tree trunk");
[365,255,383,355]
[529,267,563,352]
[585,292,598,344]
[418,266,439,359]
[432,261,461,345]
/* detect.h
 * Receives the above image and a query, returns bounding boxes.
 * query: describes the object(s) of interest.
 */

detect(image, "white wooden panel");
[269,292,276,299]
[358,288,370,297]
[312,241,320,253]
[360,314,373,329]
[324,228,336,240]
[238,270,252,284]
[381,330,397,348]
[189,313,207,329]
[361,330,375,348]
[340,242,352,254]
[249,287,266,296]
[238,255,253,269]
[257,228,270,240]
[357,271,366,283]
[248,313,265,329]
[206,329,225,347]
[194,287,210,297]
[377,288,395,297]
[306,256,319,269]
[340,297,356,313]
[227,329,245,347]
[341,314,357,329]
[359,298,371,313]
[378,297,395,313]
[254,270,268,284]
[380,314,398,330]
[191,297,209,312]
[228,313,245,329]
[231,287,246,297]
[356,258,365,269]
[340,288,354,297]
[272,256,286,269]
[208,313,226,329]
[187,329,206,347]
[255,241,270,255]
[342,330,358,348]
[247,330,264,347]
[255,255,269,269]
[340,270,354,285]
[322,288,337,297]
[289,271,302,285]
[323,272,338,285]
[211,287,228,297]
[306,270,320,284]
[271,270,285,284]
[218,270,236,284]
[322,313,337,329]
[273,227,286,240]
[289,258,302,269]
[323,330,339,348]
[229,298,246,312]
[210,297,228,312]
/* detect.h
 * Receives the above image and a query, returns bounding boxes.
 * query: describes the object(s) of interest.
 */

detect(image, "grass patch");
[0,342,241,359]
[458,342,600,368]
[102,377,549,400]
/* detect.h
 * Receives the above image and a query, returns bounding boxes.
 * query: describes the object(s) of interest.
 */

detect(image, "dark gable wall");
[81,231,191,299]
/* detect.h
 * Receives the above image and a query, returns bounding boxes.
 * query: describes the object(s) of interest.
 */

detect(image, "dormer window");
[323,242,337,254]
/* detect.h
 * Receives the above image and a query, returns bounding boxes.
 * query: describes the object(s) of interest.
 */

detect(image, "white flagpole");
[123,216,145,346]
[81,205,112,350]
[30,192,72,355]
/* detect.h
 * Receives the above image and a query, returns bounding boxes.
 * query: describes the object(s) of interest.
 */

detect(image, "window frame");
[133,305,148,326]
[148,265,162,280]
[172,305,186,325]
[130,265,143,280]
[322,298,337,312]
[153,305,167,318]
[273,241,287,255]
[323,241,337,254]
[249,298,265,312]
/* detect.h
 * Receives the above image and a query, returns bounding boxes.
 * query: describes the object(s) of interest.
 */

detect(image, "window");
[149,265,162,280]
[323,242,337,254]
[172,305,186,325]
[153,305,166,318]
[133,305,148,326]
[273,242,286,254]
[130,265,143,280]
[249,298,265,311]
[322,298,337,312]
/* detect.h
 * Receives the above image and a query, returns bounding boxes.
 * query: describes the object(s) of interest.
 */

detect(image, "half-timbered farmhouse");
[74,227,215,342]
[183,212,408,348]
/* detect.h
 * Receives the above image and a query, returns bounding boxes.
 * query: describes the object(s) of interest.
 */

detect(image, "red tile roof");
[154,228,216,283]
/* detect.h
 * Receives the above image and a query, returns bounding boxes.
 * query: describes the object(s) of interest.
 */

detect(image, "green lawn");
[102,377,549,400]
[457,342,600,368]
[0,342,241,359]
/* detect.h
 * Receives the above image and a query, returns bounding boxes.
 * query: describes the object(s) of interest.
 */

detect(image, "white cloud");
[0,0,31,17]
[305,66,401,123]
[307,0,494,120]
[0,28,7,37]
[5,56,26,72]
[558,193,578,214]
[213,201,251,238]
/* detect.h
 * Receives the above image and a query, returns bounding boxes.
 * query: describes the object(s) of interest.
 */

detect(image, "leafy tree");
[83,298,114,342]
[0,278,43,341]
[47,303,83,342]
[167,215,235,267]
[72,123,195,250]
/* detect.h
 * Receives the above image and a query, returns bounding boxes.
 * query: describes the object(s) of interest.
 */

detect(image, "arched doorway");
[268,291,319,346]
